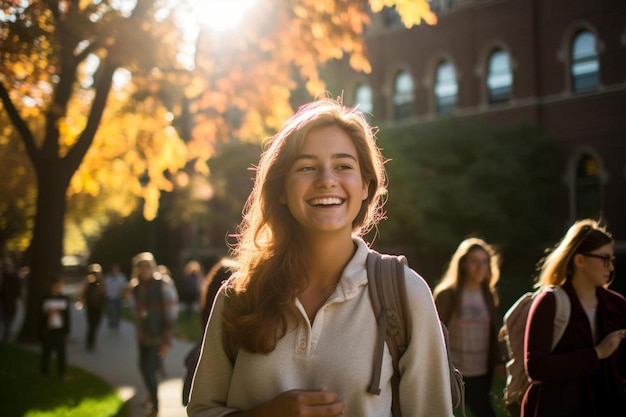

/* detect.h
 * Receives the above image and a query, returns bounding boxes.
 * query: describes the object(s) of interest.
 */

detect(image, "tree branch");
[63,63,117,176]
[0,81,39,163]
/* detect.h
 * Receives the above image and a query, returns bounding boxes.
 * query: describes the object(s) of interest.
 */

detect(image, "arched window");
[487,50,512,103]
[392,71,414,120]
[575,153,602,219]
[435,61,457,113]
[571,30,599,92]
[354,83,373,118]
[383,6,403,29]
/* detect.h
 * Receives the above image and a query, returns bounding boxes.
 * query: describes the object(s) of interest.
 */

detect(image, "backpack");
[366,250,466,417]
[221,252,466,416]
[500,285,571,407]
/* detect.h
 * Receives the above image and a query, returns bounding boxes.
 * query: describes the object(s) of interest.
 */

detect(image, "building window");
[392,71,414,120]
[383,6,403,28]
[575,153,601,219]
[430,0,457,14]
[487,50,512,104]
[571,30,599,93]
[435,61,457,114]
[354,83,373,120]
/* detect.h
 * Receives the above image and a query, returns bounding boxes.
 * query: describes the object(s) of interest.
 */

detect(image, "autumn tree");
[0,0,435,341]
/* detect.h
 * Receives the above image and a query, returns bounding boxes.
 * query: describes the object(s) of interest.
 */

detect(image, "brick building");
[325,0,626,256]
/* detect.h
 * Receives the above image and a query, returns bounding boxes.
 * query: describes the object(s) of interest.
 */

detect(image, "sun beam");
[193,0,257,32]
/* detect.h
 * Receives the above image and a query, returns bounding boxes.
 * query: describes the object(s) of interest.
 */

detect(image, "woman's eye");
[337,163,354,171]
[296,165,315,172]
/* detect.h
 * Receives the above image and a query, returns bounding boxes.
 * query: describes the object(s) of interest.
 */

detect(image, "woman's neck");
[463,280,482,290]
[304,236,356,286]
[571,274,598,308]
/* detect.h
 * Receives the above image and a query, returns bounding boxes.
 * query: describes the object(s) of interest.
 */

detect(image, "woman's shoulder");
[598,286,626,307]
[403,266,431,289]
[402,266,439,304]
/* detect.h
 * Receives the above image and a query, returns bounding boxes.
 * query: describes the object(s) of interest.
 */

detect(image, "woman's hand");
[232,388,345,417]
[595,329,626,359]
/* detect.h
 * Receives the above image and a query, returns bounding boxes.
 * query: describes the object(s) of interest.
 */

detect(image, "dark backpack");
[366,250,466,417]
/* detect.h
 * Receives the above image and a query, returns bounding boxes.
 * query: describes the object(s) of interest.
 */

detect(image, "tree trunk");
[17,165,70,343]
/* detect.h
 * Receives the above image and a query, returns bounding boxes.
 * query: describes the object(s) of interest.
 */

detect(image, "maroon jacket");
[522,282,626,416]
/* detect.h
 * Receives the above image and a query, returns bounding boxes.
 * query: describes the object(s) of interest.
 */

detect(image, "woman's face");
[577,242,615,287]
[463,248,490,286]
[137,261,154,281]
[283,125,369,238]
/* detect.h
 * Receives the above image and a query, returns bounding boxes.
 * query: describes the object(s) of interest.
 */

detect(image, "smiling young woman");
[187,97,455,417]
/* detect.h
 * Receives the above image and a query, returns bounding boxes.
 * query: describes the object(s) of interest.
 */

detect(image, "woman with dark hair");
[187,97,453,417]
[433,238,503,417]
[522,219,626,417]
[200,258,237,330]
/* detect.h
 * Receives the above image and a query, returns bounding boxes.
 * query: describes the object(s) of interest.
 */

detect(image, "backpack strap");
[542,286,571,350]
[366,250,410,417]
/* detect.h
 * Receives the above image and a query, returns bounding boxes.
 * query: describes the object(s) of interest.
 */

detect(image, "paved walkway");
[65,303,195,417]
[12,283,196,417]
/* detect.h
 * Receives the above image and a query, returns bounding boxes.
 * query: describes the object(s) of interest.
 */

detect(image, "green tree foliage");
[374,120,560,281]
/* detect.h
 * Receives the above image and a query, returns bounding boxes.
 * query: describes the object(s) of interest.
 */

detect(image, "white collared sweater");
[187,238,454,417]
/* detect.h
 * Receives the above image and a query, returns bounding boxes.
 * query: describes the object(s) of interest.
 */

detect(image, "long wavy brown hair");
[222,98,388,354]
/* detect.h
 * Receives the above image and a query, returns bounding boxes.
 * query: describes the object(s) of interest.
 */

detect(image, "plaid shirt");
[131,276,178,346]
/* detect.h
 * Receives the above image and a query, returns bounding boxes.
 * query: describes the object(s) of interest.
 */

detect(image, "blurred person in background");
[39,276,71,379]
[130,252,178,417]
[78,263,106,352]
[1,258,23,342]
[104,263,127,333]
[182,257,236,406]
[434,238,504,417]
[181,260,202,316]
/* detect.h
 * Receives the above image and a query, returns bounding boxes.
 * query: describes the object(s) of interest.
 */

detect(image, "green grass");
[0,343,129,417]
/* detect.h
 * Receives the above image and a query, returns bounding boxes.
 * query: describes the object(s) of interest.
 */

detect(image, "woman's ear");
[572,253,585,269]
[361,180,370,201]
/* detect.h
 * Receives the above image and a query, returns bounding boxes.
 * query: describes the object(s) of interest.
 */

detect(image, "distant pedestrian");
[157,264,180,377]
[181,260,202,315]
[199,257,236,331]
[39,276,70,379]
[1,258,23,342]
[79,263,106,351]
[433,238,504,417]
[182,257,235,406]
[130,252,178,417]
[104,263,127,333]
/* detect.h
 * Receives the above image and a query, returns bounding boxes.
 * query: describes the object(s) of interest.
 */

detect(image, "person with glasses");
[522,219,626,417]
[433,238,504,417]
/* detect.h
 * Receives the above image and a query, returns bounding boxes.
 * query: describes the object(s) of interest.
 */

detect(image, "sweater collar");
[332,237,371,301]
